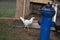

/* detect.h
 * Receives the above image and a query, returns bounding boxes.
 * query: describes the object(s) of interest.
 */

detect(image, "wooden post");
[22,0,30,18]
[16,0,30,18]
[16,0,20,18]
[16,0,24,18]
[22,0,26,18]
[25,0,30,16]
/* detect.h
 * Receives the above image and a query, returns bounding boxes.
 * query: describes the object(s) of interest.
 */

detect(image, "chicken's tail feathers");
[20,17,24,22]
[30,17,35,20]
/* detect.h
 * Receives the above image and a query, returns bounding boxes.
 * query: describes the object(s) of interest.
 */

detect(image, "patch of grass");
[0,6,16,17]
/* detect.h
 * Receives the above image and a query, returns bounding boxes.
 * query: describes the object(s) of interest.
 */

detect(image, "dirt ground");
[0,20,60,40]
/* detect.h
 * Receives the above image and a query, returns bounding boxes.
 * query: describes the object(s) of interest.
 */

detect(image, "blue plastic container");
[38,2,55,40]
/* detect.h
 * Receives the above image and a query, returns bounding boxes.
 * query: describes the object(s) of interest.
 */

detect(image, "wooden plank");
[30,0,50,4]
[16,0,20,18]
[22,0,30,17]
[16,0,24,18]
[0,17,20,20]
[0,17,37,23]
[22,0,26,18]
[25,0,30,16]
[16,0,30,18]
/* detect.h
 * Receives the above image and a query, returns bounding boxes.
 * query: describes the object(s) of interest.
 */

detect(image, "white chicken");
[20,17,35,31]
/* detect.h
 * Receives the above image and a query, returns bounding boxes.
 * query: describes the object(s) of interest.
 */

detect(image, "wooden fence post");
[22,0,30,18]
[16,0,24,18]
[16,0,30,18]
[16,0,20,18]
[25,0,30,16]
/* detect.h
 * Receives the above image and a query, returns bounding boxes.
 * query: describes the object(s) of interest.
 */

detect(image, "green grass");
[0,6,16,17]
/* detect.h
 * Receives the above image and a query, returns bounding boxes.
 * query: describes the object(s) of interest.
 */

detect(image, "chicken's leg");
[24,27,29,31]
[24,27,26,30]
[27,27,29,31]
[24,27,27,30]
[24,26,28,31]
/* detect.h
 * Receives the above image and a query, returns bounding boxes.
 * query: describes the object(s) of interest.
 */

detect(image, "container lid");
[41,2,55,12]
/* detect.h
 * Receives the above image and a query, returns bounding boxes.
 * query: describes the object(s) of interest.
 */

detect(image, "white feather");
[20,17,35,27]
